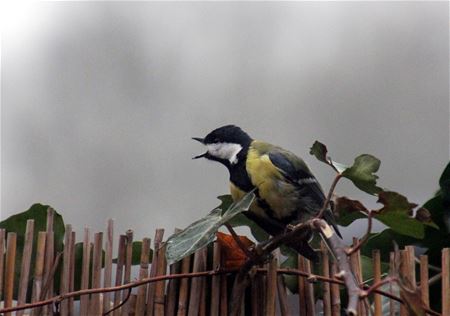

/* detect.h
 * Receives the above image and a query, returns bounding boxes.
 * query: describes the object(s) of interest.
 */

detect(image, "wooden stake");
[121,229,133,316]
[330,262,341,316]
[61,224,73,316]
[4,232,17,316]
[373,249,382,316]
[219,272,228,316]
[80,228,91,316]
[113,235,127,316]
[210,241,221,316]
[90,232,103,316]
[176,254,191,316]
[167,229,182,316]
[0,229,5,302]
[389,252,396,316]
[69,231,76,315]
[265,255,277,316]
[135,237,151,316]
[321,241,331,316]
[419,255,429,308]
[103,219,114,313]
[277,271,290,316]
[351,238,365,316]
[31,231,47,316]
[43,208,55,315]
[298,255,307,316]
[303,257,316,316]
[146,228,165,316]
[188,247,206,316]
[17,220,34,316]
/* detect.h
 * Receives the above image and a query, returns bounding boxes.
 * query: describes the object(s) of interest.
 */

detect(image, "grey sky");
[2,2,449,242]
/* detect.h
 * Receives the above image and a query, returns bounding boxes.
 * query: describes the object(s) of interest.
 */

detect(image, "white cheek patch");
[207,143,242,164]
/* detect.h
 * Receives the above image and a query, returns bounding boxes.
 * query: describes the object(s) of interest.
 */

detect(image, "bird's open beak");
[192,137,207,159]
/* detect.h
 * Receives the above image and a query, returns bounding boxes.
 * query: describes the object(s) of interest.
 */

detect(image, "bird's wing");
[267,150,326,211]
[267,147,342,237]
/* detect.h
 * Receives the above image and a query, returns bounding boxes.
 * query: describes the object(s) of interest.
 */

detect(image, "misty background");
[2,2,449,243]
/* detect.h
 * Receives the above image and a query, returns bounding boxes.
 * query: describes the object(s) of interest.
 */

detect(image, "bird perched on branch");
[193,125,341,261]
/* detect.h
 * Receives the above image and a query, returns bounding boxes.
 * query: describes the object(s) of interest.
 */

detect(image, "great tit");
[193,125,341,261]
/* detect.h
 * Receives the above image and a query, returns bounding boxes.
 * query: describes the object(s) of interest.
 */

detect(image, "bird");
[192,125,341,261]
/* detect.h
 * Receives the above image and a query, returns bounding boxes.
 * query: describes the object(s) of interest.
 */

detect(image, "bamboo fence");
[0,210,448,316]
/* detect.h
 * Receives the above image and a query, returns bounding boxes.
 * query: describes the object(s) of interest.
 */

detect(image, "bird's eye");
[213,138,219,143]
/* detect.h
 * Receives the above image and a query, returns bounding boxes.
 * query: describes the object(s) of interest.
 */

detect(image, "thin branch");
[360,276,396,298]
[347,211,374,256]
[224,223,255,259]
[313,173,342,220]
[103,288,132,315]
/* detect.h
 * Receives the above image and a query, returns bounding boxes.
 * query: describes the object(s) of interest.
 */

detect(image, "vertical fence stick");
[298,255,307,316]
[113,235,127,316]
[274,250,289,316]
[303,257,316,315]
[442,248,450,316]
[0,229,5,302]
[399,250,408,316]
[5,232,17,316]
[373,249,382,316]
[154,244,168,315]
[321,241,332,316]
[351,238,366,316]
[405,246,416,285]
[68,231,76,315]
[166,232,182,316]
[121,230,133,316]
[209,240,221,316]
[17,219,34,316]
[31,231,47,316]
[43,208,55,315]
[252,266,265,316]
[220,272,228,316]
[176,254,192,316]
[265,255,277,316]
[61,224,73,316]
[147,228,165,316]
[80,228,91,316]
[103,219,114,313]
[330,262,341,316]
[188,247,206,316]
[389,252,396,316]
[90,232,103,315]
[135,237,151,315]
[419,255,429,308]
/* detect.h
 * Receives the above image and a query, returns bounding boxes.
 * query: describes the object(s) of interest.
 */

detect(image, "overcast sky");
[2,2,449,242]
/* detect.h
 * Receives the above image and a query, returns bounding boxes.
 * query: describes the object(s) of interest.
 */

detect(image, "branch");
[312,219,362,316]
[314,173,342,220]
[346,211,374,256]
[224,223,255,259]
[103,288,132,315]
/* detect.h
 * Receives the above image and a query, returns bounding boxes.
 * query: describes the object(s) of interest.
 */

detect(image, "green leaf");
[334,196,368,226]
[0,204,65,300]
[342,154,382,195]
[309,141,348,173]
[309,141,329,164]
[362,229,419,262]
[374,191,435,238]
[165,191,255,264]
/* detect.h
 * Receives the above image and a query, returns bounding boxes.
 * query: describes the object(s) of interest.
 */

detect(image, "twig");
[360,276,397,298]
[313,219,362,316]
[103,288,132,316]
[225,223,255,259]
[0,265,442,316]
[347,211,374,256]
[313,173,342,220]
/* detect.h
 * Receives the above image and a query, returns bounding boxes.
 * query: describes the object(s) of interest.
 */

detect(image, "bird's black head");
[192,125,253,166]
